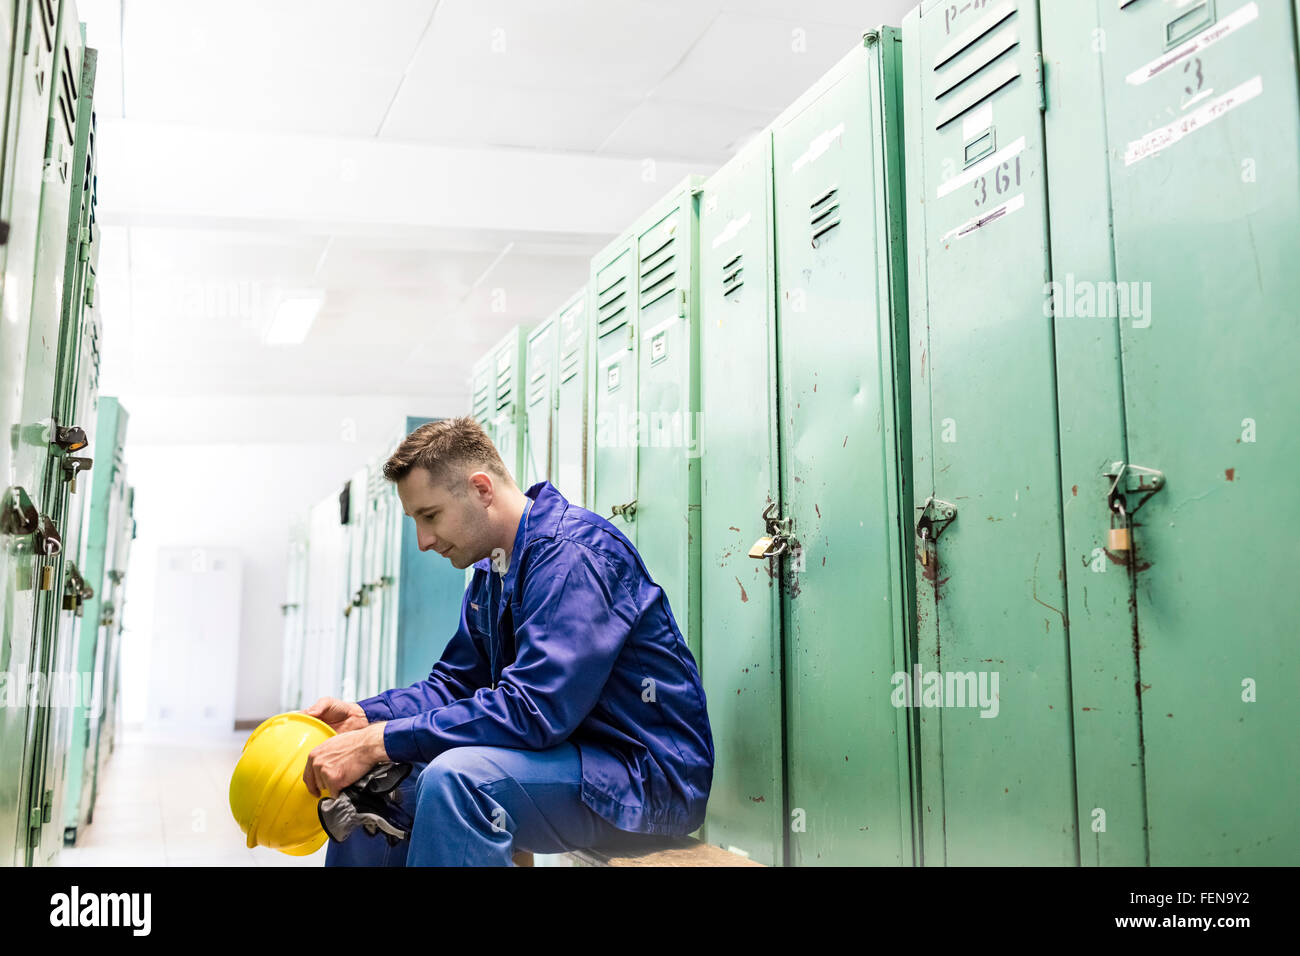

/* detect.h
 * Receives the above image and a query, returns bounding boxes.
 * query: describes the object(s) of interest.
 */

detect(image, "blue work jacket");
[357,480,714,836]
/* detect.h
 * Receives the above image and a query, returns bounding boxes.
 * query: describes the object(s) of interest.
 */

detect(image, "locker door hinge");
[677,288,688,319]
[1034,52,1048,112]
[78,225,91,261]
[42,788,53,823]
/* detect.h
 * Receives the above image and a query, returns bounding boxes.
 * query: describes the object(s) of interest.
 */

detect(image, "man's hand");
[302,696,370,734]
[302,722,389,798]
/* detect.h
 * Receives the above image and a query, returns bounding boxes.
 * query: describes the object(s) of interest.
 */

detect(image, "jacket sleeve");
[357,578,490,721]
[378,540,637,764]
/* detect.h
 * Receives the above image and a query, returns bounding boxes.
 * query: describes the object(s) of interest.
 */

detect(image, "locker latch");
[1,486,39,537]
[610,499,637,523]
[62,455,93,493]
[749,502,794,559]
[915,496,957,567]
[32,514,63,557]
[1102,462,1164,561]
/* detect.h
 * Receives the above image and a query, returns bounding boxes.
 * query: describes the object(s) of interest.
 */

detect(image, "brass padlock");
[748,535,775,559]
[1108,526,1131,551]
[39,565,54,590]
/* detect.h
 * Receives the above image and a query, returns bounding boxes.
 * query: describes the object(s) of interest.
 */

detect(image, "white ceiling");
[77,0,915,443]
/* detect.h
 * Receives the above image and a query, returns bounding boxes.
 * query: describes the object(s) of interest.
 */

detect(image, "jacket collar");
[472,481,567,599]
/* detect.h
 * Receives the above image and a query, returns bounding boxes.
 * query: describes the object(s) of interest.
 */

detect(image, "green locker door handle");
[610,499,637,522]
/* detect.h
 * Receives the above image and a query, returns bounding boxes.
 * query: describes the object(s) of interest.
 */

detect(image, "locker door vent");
[56,45,77,148]
[596,273,628,338]
[527,363,549,407]
[559,345,581,384]
[639,232,677,311]
[558,302,584,381]
[39,0,55,53]
[472,372,492,420]
[721,252,744,297]
[495,366,513,412]
[932,1,1022,130]
[810,187,841,247]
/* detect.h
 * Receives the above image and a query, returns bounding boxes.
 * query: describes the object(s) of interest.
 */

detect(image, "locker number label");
[649,331,668,365]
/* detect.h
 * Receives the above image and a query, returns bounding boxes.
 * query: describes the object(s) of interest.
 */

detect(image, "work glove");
[317,761,414,846]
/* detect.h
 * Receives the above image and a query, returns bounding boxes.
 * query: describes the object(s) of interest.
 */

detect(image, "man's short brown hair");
[382,416,513,491]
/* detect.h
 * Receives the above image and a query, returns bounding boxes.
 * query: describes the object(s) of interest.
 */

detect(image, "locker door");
[0,0,57,866]
[471,358,493,435]
[903,0,1077,865]
[339,466,368,701]
[553,291,587,505]
[1094,0,1300,865]
[490,329,528,484]
[588,245,638,545]
[698,134,786,866]
[523,316,557,490]
[633,182,702,664]
[772,33,915,867]
[17,2,87,866]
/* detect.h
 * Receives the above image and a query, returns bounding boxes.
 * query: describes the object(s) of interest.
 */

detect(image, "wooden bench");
[516,838,763,867]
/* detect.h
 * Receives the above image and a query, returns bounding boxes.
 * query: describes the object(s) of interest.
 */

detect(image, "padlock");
[39,565,54,590]
[748,535,775,559]
[1108,496,1131,554]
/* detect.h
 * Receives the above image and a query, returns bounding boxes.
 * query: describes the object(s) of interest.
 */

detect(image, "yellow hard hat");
[230,712,335,855]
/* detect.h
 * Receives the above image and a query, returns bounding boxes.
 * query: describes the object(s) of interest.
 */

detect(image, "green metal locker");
[12,9,95,866]
[358,465,389,700]
[489,326,530,484]
[339,464,369,702]
[523,315,558,490]
[770,31,916,867]
[903,0,1078,866]
[31,38,100,864]
[697,133,786,866]
[300,490,348,708]
[0,0,80,868]
[470,355,494,441]
[587,238,639,545]
[1038,0,1150,867]
[279,520,309,712]
[1045,0,1300,865]
[61,395,126,844]
[85,484,132,829]
[553,289,588,506]
[587,177,704,663]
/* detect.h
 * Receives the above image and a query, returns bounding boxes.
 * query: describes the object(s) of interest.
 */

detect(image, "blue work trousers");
[323,743,659,866]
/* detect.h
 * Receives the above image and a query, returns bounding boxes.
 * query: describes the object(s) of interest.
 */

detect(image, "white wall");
[116,395,462,726]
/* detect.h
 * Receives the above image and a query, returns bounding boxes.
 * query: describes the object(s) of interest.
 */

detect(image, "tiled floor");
[57,726,325,868]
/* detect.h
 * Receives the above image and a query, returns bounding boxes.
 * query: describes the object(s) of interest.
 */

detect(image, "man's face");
[396,466,494,570]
